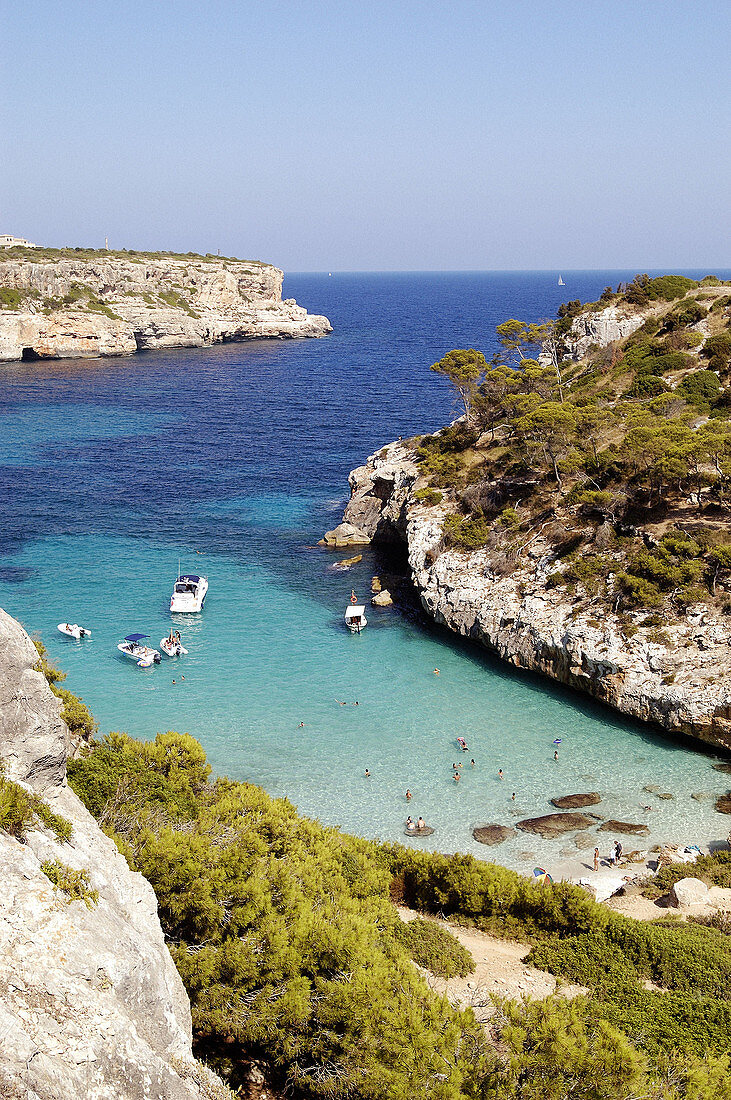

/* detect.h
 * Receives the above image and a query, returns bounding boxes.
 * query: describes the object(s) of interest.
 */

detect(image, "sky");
[2,0,729,271]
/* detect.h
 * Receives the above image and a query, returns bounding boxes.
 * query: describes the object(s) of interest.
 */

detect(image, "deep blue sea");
[2,270,730,874]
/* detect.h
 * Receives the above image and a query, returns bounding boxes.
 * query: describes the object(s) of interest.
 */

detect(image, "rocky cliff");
[0,608,230,1100]
[335,442,731,753]
[0,250,331,361]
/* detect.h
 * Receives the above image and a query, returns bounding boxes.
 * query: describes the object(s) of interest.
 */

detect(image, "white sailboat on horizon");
[558,275,565,286]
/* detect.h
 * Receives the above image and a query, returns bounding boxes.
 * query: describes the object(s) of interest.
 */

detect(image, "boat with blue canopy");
[117,633,161,667]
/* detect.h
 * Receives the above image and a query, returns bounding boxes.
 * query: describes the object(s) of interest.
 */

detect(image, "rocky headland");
[326,276,731,752]
[0,247,331,361]
[0,609,230,1099]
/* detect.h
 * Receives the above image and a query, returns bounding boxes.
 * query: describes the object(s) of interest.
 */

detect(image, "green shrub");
[443,513,491,550]
[676,369,721,409]
[33,639,97,740]
[41,859,99,908]
[413,487,443,506]
[0,776,72,841]
[393,918,475,978]
[0,287,25,309]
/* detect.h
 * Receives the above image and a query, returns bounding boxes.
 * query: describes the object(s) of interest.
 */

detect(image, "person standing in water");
[498,769,504,780]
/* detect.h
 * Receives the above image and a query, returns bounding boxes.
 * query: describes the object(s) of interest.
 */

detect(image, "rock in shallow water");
[551,792,601,809]
[715,792,731,814]
[472,824,517,846]
[597,820,651,836]
[516,812,596,839]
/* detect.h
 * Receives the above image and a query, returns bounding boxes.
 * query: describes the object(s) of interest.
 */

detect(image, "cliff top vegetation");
[0,244,268,266]
[420,274,731,629]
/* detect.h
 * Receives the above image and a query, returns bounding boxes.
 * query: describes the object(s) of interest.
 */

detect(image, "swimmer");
[453,771,461,782]
[365,768,371,778]
[298,722,304,728]
[353,701,359,706]
[511,792,516,802]
[181,676,185,681]
[336,699,347,706]
[406,816,414,830]
[498,769,503,780]
[417,817,425,830]
[172,680,176,684]
[406,789,412,801]
[433,668,440,675]
[554,750,559,761]
[470,759,475,767]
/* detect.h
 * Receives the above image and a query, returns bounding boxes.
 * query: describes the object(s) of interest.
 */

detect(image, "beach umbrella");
[532,867,553,886]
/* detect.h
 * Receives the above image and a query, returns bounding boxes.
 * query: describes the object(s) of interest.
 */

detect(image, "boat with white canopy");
[345,604,367,633]
[170,573,208,613]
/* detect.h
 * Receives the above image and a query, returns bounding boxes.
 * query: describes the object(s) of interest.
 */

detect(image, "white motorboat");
[58,622,91,639]
[345,604,367,633]
[170,573,208,613]
[117,633,161,668]
[161,634,188,657]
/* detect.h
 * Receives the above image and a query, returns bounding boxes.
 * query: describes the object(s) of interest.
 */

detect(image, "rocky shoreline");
[326,439,731,754]
[0,252,331,361]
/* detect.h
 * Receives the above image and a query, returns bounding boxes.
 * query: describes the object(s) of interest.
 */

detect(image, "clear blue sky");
[3,1,729,270]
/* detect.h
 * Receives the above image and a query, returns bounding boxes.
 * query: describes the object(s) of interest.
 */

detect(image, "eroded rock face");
[562,305,646,362]
[0,607,228,1100]
[516,812,596,838]
[0,254,331,361]
[335,439,731,753]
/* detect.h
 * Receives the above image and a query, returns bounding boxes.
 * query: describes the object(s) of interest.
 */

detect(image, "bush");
[413,487,443,506]
[676,369,721,409]
[41,859,99,908]
[0,775,72,841]
[393,918,475,978]
[442,513,492,551]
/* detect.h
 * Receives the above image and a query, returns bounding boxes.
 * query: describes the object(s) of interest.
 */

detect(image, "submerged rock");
[334,554,362,568]
[516,812,595,839]
[715,792,731,814]
[551,793,601,809]
[472,824,516,846]
[597,820,651,836]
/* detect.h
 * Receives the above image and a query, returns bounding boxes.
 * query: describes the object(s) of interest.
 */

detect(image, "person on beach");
[594,847,599,871]
[616,840,623,863]
[405,789,412,801]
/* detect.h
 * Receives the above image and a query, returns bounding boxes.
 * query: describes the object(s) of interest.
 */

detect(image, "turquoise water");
[1,271,730,874]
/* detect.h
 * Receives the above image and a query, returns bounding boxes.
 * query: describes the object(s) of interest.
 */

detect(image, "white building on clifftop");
[0,234,36,249]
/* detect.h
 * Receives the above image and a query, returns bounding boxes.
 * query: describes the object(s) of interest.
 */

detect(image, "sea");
[2,269,730,875]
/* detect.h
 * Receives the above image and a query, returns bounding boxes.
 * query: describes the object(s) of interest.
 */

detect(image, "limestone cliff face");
[561,304,646,361]
[0,609,229,1100]
[340,444,731,753]
[0,253,331,361]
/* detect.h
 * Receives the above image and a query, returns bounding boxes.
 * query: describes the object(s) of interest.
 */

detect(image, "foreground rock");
[551,793,601,810]
[473,824,517,846]
[319,521,370,548]
[516,813,596,839]
[0,608,228,1100]
[669,877,709,908]
[334,439,731,753]
[597,820,651,837]
[0,251,331,361]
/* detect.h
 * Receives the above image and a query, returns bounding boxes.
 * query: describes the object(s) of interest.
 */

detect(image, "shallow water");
[1,270,729,874]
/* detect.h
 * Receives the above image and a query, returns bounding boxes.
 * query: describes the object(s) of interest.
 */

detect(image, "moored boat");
[345,604,367,633]
[170,573,208,613]
[161,632,188,657]
[58,622,91,639]
[117,633,161,667]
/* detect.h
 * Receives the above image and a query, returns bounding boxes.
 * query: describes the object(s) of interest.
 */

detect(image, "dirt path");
[397,907,586,1021]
